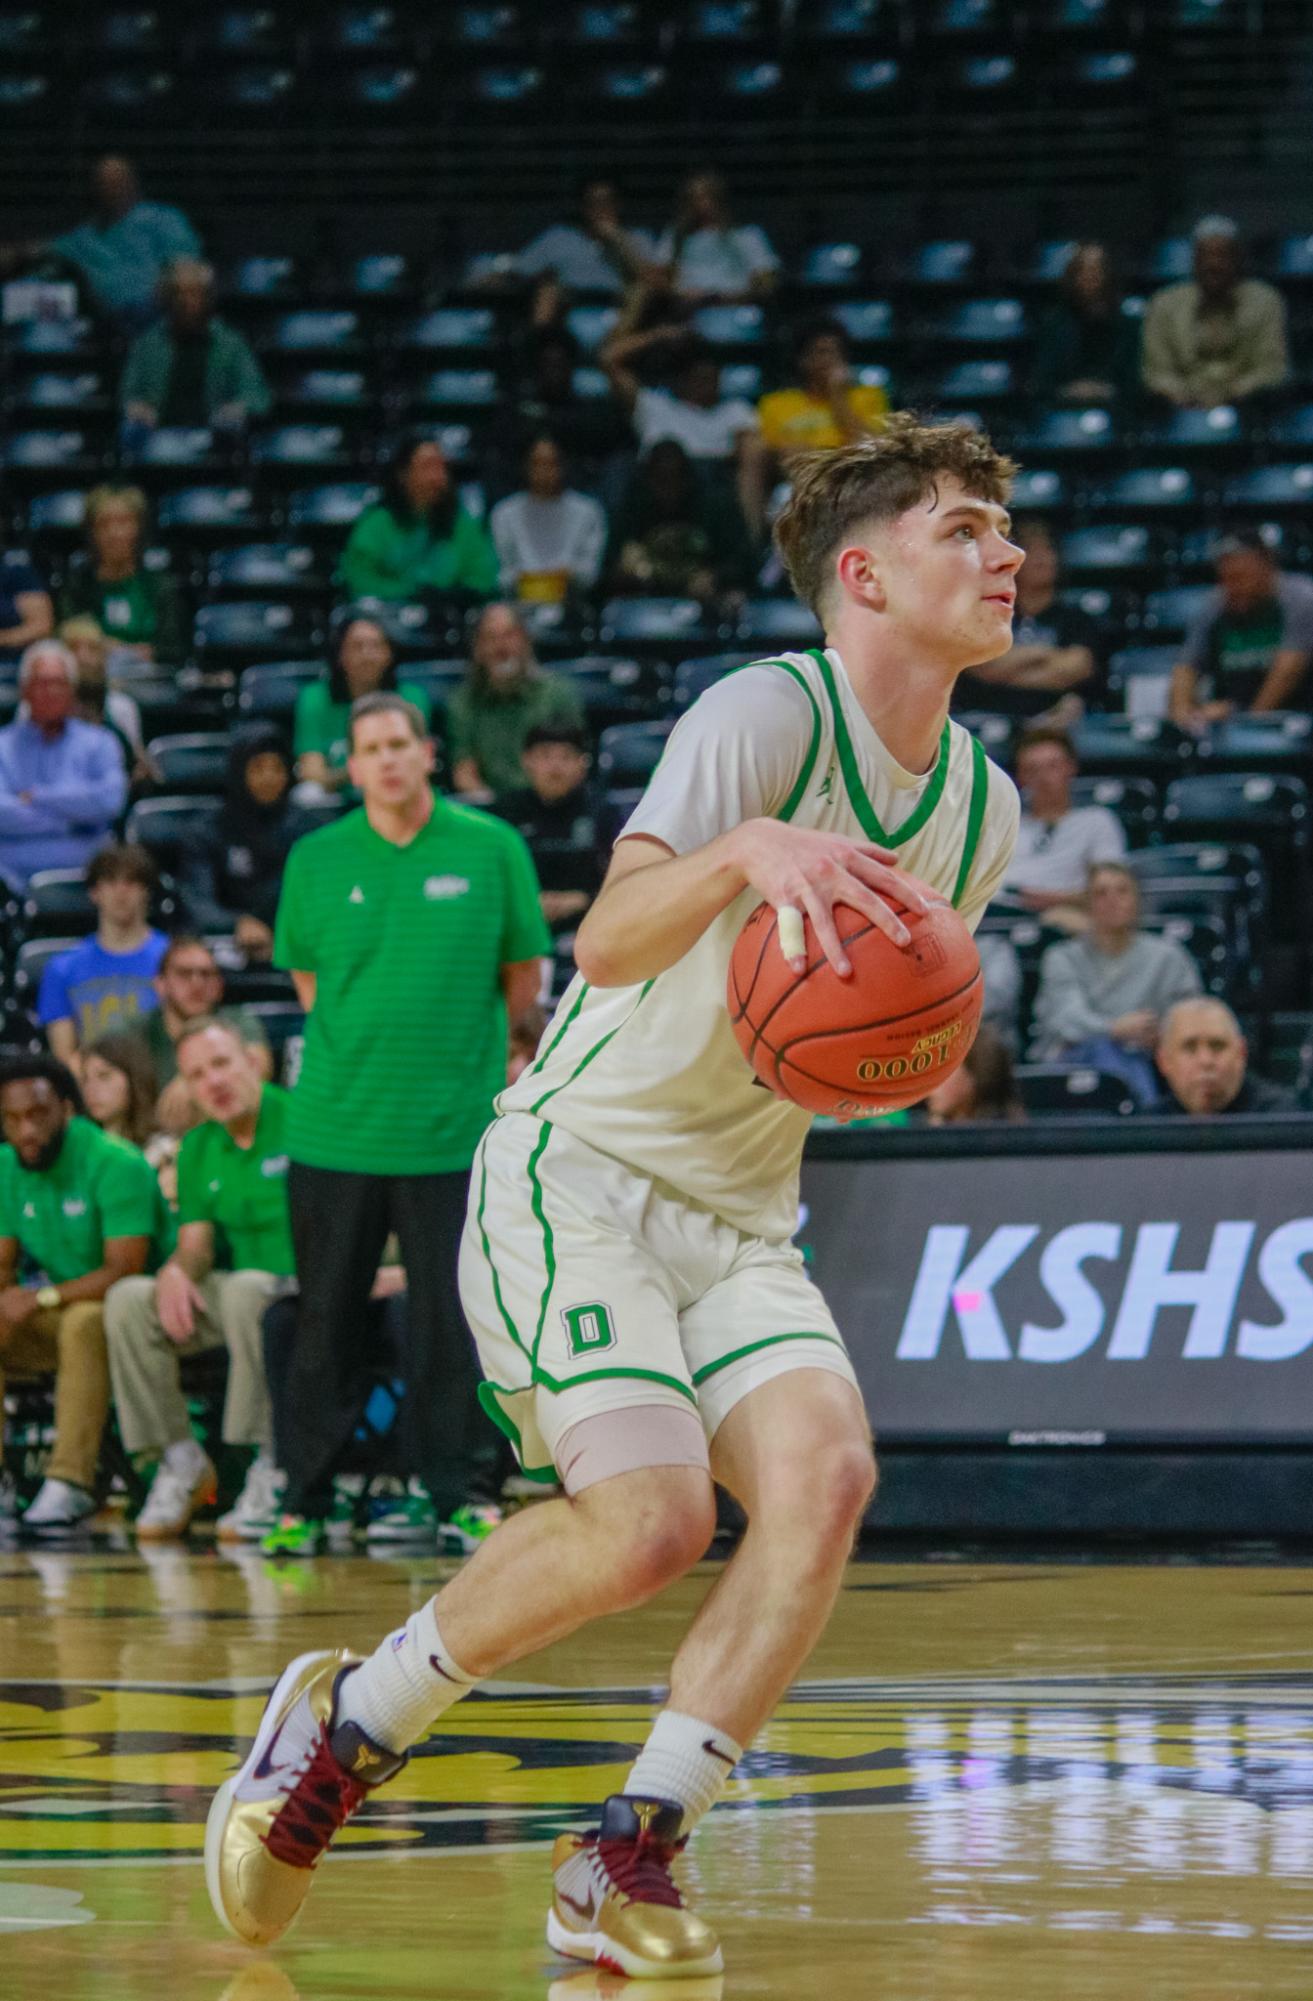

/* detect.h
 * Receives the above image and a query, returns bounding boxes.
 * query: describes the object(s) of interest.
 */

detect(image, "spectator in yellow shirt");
[757,316,889,462]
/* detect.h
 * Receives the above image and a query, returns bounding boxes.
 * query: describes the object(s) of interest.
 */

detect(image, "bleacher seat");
[1222,464,1313,511]
[207,545,324,598]
[126,796,221,870]
[193,600,319,664]
[898,240,976,287]
[237,660,326,722]
[1258,1013,1313,1100]
[1009,468,1066,512]
[11,936,82,1006]
[1139,584,1213,638]
[1163,773,1309,880]
[250,425,355,473]
[1012,407,1115,456]
[691,305,765,348]
[1204,712,1313,776]
[1140,912,1233,996]
[129,427,221,472]
[1060,525,1152,577]
[156,486,261,538]
[399,308,496,353]
[832,300,894,346]
[1067,775,1158,844]
[923,298,1027,345]
[145,735,233,795]
[735,600,823,647]
[1107,645,1179,714]
[1099,467,1197,512]
[598,599,712,651]
[1144,405,1243,451]
[797,243,864,290]
[954,711,1014,756]
[1072,715,1193,780]
[21,872,95,939]
[596,720,674,786]
[226,255,300,301]
[1016,1065,1138,1117]
[673,653,752,707]
[284,483,379,535]
[264,310,362,356]
[832,57,902,96]
[274,369,375,415]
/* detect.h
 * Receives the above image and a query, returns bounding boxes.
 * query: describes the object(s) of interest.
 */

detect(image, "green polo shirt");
[0,1117,170,1283]
[176,1083,295,1274]
[274,801,549,1174]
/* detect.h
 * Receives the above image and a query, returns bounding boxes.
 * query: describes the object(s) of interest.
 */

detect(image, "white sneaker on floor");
[217,1459,284,1543]
[22,1478,96,1535]
[135,1452,217,1541]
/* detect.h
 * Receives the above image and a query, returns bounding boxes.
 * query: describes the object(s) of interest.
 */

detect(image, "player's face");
[348,712,434,811]
[870,478,1021,667]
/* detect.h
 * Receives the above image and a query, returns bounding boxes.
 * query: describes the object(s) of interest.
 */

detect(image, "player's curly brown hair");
[773,414,1018,617]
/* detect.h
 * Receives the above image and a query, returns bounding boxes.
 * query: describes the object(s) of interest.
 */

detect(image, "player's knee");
[754,1439,875,1548]
[827,1442,878,1532]
[583,1475,715,1605]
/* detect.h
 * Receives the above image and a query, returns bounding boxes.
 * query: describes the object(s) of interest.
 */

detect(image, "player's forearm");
[574,831,754,988]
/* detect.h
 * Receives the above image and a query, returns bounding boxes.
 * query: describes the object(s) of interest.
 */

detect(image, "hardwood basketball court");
[1,1544,1310,1999]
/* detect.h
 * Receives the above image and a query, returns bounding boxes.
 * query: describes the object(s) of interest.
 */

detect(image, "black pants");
[283,1162,491,1519]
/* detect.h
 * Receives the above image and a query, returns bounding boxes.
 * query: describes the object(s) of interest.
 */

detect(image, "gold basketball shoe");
[205,1649,406,1947]
[547,1795,724,1980]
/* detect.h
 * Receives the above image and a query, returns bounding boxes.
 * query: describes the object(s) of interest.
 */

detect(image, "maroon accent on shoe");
[262,1728,369,1869]
[592,1827,686,1910]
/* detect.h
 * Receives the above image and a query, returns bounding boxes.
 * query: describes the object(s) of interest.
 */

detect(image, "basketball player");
[206,416,1023,1978]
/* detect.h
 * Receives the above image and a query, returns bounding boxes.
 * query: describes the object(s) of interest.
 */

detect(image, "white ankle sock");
[336,1600,479,1754]
[623,1709,743,1835]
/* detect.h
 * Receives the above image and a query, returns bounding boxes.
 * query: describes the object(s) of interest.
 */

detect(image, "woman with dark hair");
[292,611,434,804]
[606,439,754,602]
[448,602,584,796]
[81,1029,161,1149]
[56,484,186,662]
[338,435,498,605]
[925,1026,1027,1126]
[179,724,320,958]
[1032,243,1140,406]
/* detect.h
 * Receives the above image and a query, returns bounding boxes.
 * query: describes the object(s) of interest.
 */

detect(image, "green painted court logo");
[561,1301,617,1357]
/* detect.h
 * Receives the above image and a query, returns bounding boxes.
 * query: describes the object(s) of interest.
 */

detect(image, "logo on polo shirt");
[423,875,470,900]
[209,1180,220,1194]
[261,1155,289,1179]
[61,1198,87,1218]
[349,885,365,904]
[22,1202,34,1220]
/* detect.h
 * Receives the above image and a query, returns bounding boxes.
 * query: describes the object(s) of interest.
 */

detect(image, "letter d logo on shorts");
[561,1301,617,1358]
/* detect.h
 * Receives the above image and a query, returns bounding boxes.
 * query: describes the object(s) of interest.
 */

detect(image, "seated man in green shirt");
[132,935,272,1134]
[0,1055,168,1535]
[105,1017,294,1544]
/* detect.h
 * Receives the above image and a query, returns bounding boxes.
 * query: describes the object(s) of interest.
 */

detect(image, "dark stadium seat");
[1164,773,1309,859]
[922,298,1028,346]
[398,308,497,354]
[953,711,1015,756]
[237,661,326,722]
[145,734,234,795]
[1067,775,1159,845]
[126,797,221,871]
[206,544,325,598]
[1009,468,1066,513]
[1144,405,1244,452]
[831,56,902,97]
[1222,464,1313,511]
[1013,404,1114,452]
[556,655,667,728]
[796,243,864,290]
[566,306,620,353]
[1016,1065,1138,1117]
[932,359,1015,403]
[9,320,98,362]
[1140,912,1234,996]
[832,300,894,346]
[470,64,545,105]
[735,599,823,647]
[588,61,671,104]
[263,310,363,357]
[11,937,82,1006]
[449,7,528,48]
[1204,713,1313,776]
[284,483,379,538]
[81,71,180,118]
[23,489,87,546]
[690,305,765,349]
[1072,715,1193,780]
[951,53,1020,94]
[208,64,302,115]
[931,0,1002,34]
[597,720,674,787]
[250,425,356,474]
[1258,1012,1313,1100]
[1059,525,1153,576]
[128,427,222,473]
[409,369,500,412]
[598,599,712,652]
[193,600,319,666]
[1098,467,1197,513]
[7,370,111,418]
[225,255,301,302]
[673,653,753,707]
[897,240,977,288]
[1139,584,1213,638]
[21,872,96,939]
[273,369,375,417]
[1,429,101,478]
[1107,646,1179,709]
[156,486,262,539]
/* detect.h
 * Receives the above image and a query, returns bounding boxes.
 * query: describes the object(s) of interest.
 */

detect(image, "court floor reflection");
[1,1547,1311,1999]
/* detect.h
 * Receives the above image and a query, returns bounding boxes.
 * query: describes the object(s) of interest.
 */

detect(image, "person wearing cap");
[1141,216,1289,410]
[1169,530,1313,728]
[491,721,604,934]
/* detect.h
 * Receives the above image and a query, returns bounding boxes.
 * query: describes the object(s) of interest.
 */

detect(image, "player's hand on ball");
[730,819,928,976]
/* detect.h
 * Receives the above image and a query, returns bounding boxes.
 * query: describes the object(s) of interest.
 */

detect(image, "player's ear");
[835,541,887,611]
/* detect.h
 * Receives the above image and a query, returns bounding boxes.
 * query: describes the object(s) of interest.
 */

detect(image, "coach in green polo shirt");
[106,1017,294,1545]
[269,689,549,1553]
[0,1055,168,1535]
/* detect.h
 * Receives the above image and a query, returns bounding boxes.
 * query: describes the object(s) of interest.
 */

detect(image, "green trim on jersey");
[690,1328,848,1385]
[769,658,825,822]
[951,733,991,909]
[809,648,951,848]
[525,1122,558,1372]
[475,1384,560,1483]
[475,1145,533,1365]
[526,981,589,1080]
[529,979,657,1117]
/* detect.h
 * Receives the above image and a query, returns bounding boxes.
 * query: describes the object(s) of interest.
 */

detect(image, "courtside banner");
[800,1119,1313,1444]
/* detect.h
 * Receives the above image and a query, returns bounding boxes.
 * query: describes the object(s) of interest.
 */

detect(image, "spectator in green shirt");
[106,1018,293,1545]
[293,609,433,806]
[120,257,271,436]
[130,935,273,1136]
[268,689,550,1555]
[0,1055,168,1535]
[448,602,586,797]
[339,434,499,607]
[57,485,187,664]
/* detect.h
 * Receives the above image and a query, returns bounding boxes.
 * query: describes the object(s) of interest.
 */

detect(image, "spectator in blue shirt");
[38,843,166,1069]
[0,545,54,666]
[50,156,200,328]
[0,641,128,888]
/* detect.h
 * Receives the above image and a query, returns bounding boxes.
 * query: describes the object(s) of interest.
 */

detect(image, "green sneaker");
[260,1513,324,1557]
[441,1501,504,1555]
[364,1480,437,1546]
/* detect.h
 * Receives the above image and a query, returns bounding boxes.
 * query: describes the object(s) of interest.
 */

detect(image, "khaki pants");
[0,1302,109,1492]
[105,1270,278,1459]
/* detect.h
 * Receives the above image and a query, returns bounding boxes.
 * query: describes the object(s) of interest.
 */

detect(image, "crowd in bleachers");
[5,97,1313,1542]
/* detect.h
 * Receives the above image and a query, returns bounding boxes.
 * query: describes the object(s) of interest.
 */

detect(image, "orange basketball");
[726,874,983,1117]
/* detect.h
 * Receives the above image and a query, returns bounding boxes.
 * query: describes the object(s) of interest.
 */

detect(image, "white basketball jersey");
[498,647,1020,1238]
